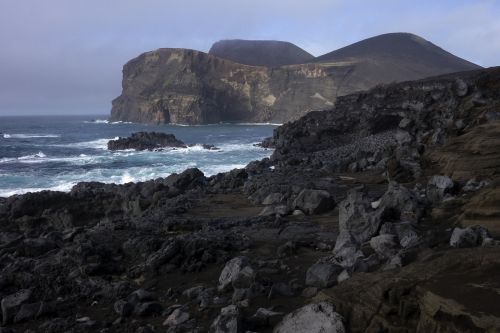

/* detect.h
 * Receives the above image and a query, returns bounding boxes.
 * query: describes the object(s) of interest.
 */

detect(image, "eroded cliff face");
[110,48,360,124]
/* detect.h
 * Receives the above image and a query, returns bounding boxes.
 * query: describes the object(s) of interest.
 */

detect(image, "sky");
[0,0,499,116]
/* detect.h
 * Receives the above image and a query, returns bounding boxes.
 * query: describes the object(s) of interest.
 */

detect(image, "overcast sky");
[0,0,499,116]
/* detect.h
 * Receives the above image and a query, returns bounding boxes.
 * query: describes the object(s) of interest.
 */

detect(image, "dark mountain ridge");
[208,39,314,67]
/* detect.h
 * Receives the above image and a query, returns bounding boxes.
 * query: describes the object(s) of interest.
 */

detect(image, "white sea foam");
[3,133,60,139]
[0,152,105,165]
[233,122,282,126]
[84,119,109,124]
[55,137,119,150]
[84,119,132,125]
[0,182,76,197]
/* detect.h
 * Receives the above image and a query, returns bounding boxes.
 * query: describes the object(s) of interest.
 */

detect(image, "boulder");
[450,225,492,248]
[293,189,335,215]
[262,193,284,205]
[379,182,421,223]
[210,305,241,333]
[305,262,343,288]
[133,302,162,316]
[218,257,249,292]
[337,189,381,246]
[273,302,345,333]
[232,266,256,289]
[13,302,41,323]
[427,175,454,203]
[163,309,190,327]
[369,234,399,259]
[1,289,32,325]
[249,308,284,327]
[127,289,156,304]
[145,240,180,271]
[114,300,133,317]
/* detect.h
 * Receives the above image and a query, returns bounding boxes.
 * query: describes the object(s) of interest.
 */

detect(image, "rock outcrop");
[110,33,480,125]
[107,131,187,151]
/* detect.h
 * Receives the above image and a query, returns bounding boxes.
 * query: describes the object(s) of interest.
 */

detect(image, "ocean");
[0,115,278,197]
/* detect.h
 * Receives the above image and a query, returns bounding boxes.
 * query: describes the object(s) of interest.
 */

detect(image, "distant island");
[110,32,480,125]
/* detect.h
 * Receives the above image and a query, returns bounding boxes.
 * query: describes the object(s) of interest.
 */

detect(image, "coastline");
[1,67,500,332]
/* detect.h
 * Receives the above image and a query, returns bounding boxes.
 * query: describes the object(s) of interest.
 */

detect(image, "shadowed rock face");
[110,33,481,125]
[208,39,314,67]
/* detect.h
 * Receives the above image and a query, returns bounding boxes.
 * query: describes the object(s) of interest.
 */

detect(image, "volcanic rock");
[107,131,186,151]
[273,302,345,333]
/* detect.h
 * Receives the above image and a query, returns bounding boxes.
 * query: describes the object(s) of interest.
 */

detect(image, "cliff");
[110,48,354,124]
[110,33,481,125]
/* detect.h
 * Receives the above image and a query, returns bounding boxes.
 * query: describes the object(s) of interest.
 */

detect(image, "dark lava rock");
[107,132,187,151]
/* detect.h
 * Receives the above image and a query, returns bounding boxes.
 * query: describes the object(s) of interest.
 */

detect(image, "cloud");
[0,0,498,115]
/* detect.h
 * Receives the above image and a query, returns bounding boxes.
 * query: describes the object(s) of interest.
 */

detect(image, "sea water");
[0,115,278,197]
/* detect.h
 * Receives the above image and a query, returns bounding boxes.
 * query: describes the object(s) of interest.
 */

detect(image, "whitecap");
[0,182,76,197]
[233,122,283,126]
[84,119,109,124]
[55,137,119,150]
[3,133,60,139]
[120,172,135,183]
[84,119,133,125]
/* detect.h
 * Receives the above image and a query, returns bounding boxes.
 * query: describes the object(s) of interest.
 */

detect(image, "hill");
[209,39,314,67]
[312,32,481,85]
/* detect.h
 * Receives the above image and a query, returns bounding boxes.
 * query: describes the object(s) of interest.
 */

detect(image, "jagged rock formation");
[110,33,480,125]
[208,39,314,67]
[107,132,187,151]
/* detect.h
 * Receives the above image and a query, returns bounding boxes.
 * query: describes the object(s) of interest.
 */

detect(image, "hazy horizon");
[1,0,499,116]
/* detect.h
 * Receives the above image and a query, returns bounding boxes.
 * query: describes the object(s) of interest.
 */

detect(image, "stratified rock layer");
[110,48,350,124]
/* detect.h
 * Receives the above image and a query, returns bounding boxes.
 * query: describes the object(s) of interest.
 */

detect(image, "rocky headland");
[110,33,480,125]
[1,67,500,332]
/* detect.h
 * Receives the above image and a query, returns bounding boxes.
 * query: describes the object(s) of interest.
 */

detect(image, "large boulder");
[273,302,345,333]
[1,289,32,325]
[218,257,250,292]
[378,182,421,223]
[210,305,241,333]
[449,225,493,248]
[305,262,343,288]
[369,234,399,259]
[427,175,455,203]
[292,189,335,215]
[337,189,381,247]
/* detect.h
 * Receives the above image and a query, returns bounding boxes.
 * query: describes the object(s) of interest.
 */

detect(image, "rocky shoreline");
[1,67,500,332]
